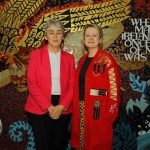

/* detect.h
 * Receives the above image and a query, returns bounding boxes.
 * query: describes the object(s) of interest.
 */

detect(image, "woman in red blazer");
[71,24,120,150]
[25,19,75,150]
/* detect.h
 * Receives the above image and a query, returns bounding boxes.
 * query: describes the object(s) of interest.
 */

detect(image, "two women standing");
[25,19,120,150]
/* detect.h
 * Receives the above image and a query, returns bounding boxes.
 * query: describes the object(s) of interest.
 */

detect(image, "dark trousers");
[29,95,71,150]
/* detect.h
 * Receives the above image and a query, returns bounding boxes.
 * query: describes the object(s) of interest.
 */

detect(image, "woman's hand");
[48,105,65,119]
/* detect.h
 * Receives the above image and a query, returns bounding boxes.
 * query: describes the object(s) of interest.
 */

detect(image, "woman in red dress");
[71,24,120,150]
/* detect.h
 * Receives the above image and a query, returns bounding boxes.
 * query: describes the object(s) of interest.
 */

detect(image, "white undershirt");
[48,49,61,95]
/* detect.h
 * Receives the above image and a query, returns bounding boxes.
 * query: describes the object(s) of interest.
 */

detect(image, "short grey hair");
[44,19,64,35]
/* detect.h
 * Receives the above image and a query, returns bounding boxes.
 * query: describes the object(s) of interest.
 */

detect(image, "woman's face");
[84,27,101,50]
[44,25,64,49]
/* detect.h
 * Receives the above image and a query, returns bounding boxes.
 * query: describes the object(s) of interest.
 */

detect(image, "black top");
[79,57,93,101]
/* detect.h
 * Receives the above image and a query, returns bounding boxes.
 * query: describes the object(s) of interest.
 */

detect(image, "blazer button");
[86,90,88,93]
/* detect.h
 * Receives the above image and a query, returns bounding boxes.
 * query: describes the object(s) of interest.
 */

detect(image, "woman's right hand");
[48,105,55,116]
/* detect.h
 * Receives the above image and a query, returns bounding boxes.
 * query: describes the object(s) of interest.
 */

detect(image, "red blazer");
[71,49,120,150]
[25,45,75,115]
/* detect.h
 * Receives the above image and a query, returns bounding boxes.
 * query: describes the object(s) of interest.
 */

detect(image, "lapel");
[75,53,88,82]
[60,50,65,78]
[76,50,101,78]
[87,50,101,71]
[41,45,51,81]
[77,53,88,70]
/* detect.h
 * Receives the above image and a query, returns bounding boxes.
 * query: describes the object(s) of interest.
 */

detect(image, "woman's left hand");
[49,105,65,119]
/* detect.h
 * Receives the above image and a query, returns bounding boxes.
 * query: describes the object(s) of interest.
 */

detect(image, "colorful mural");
[0,0,150,149]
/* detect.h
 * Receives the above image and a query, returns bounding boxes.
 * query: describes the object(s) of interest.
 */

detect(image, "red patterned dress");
[71,49,120,150]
